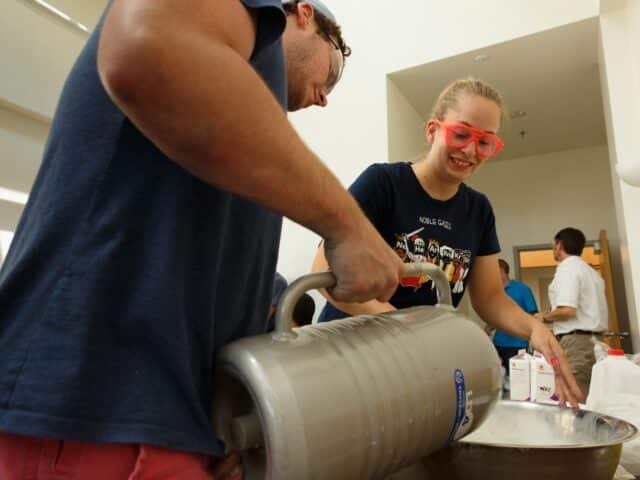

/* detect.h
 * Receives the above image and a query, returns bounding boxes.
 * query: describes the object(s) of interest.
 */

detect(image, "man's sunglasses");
[318,32,344,94]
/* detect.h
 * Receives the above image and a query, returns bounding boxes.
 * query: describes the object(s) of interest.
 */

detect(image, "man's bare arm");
[536,307,577,323]
[97,0,403,302]
[311,242,396,315]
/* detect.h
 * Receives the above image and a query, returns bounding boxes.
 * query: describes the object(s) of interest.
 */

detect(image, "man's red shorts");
[0,431,219,479]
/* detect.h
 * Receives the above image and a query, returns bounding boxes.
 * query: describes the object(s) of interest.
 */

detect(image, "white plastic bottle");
[586,349,640,475]
[587,349,640,408]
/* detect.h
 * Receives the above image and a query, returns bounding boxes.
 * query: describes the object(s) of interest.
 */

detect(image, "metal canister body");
[212,264,502,479]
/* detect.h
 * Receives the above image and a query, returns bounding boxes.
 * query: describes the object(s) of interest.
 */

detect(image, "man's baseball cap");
[283,0,338,25]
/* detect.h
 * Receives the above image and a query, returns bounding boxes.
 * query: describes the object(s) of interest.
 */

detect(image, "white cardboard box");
[530,353,556,403]
[509,350,531,401]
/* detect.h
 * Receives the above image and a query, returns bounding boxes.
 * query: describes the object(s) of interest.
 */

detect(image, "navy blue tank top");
[0,0,286,455]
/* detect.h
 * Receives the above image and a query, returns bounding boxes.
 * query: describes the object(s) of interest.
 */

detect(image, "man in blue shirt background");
[493,259,539,374]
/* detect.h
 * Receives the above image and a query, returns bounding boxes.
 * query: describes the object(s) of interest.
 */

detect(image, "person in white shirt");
[535,227,608,396]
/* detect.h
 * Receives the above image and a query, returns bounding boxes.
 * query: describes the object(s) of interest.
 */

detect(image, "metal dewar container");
[211,263,502,479]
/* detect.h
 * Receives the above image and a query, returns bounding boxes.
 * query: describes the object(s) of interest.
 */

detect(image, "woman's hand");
[529,322,584,408]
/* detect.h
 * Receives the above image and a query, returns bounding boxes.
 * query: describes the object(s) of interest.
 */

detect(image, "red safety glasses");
[434,120,504,159]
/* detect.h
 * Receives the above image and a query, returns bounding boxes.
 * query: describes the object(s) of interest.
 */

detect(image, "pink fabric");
[0,431,217,480]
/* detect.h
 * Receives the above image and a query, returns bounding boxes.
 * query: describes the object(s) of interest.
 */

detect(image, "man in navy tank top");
[0,1,405,478]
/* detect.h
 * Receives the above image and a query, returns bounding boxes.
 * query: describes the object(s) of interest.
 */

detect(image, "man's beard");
[285,43,313,112]
[287,85,304,112]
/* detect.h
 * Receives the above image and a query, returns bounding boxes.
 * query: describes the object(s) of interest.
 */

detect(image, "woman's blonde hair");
[430,77,505,123]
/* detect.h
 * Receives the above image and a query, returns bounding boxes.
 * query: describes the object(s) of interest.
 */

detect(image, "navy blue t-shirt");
[319,162,500,321]
[0,1,286,456]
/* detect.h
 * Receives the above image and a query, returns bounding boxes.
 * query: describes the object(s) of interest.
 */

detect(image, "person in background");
[534,228,608,397]
[292,292,316,327]
[267,272,289,330]
[268,274,315,329]
[311,77,583,407]
[493,259,538,386]
[0,1,405,479]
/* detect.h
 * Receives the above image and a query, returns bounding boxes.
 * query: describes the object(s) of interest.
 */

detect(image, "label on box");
[509,353,531,401]
[530,354,556,403]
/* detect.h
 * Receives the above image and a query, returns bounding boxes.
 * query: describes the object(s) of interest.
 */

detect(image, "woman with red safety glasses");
[312,77,583,408]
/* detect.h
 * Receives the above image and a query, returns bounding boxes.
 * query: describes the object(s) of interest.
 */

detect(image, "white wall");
[468,146,617,271]
[466,145,629,335]
[599,0,640,351]
[0,104,49,231]
[0,230,14,267]
[0,1,94,119]
[387,79,426,164]
[0,1,104,249]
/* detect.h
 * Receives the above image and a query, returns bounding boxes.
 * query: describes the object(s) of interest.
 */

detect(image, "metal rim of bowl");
[457,400,639,450]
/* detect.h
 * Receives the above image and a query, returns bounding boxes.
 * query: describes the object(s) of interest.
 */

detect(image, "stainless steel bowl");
[388,400,638,480]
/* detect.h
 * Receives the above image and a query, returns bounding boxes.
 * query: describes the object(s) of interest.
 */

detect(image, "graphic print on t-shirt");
[396,226,471,294]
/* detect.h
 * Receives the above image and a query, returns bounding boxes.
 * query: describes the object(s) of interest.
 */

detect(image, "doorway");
[513,230,626,349]
[513,242,601,312]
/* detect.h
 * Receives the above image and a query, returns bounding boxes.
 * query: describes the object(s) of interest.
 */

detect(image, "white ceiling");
[45,0,107,30]
[388,18,606,162]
